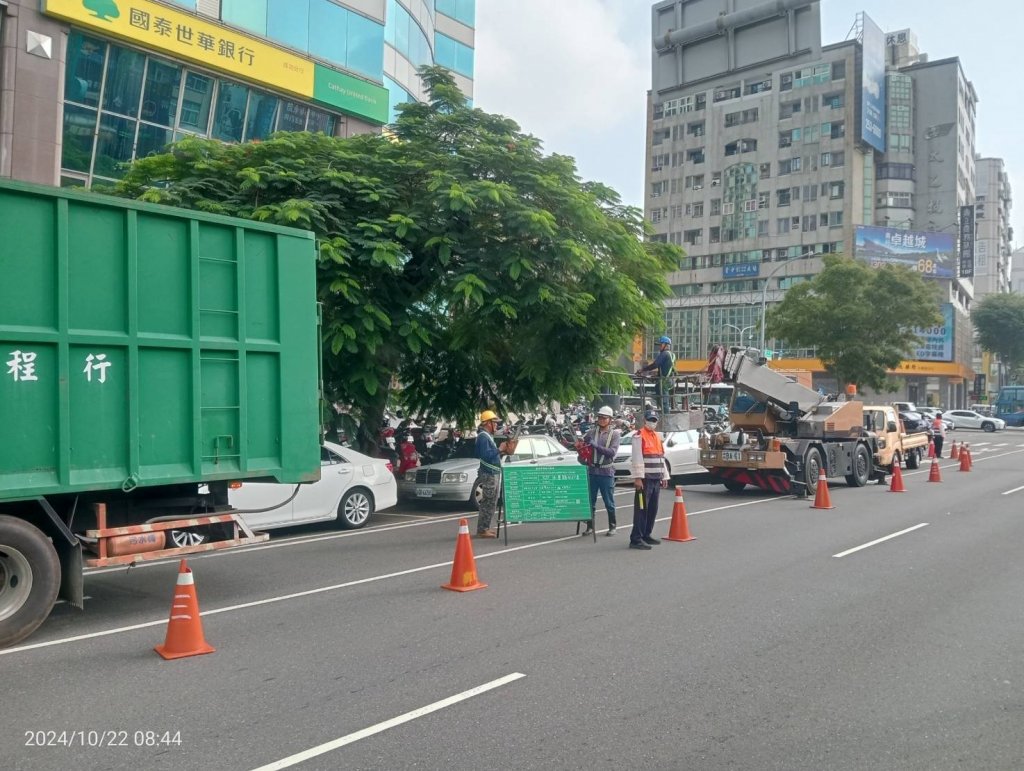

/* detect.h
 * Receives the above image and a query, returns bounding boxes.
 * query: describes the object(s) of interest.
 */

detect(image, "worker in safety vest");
[931,412,946,458]
[629,410,669,550]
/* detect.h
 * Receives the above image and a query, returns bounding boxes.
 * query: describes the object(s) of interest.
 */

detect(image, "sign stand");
[498,465,594,545]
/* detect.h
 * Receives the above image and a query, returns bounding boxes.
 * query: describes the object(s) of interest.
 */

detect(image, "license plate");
[416,487,434,498]
[721,450,743,462]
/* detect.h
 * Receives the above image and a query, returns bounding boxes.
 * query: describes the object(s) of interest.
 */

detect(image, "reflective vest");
[640,428,664,457]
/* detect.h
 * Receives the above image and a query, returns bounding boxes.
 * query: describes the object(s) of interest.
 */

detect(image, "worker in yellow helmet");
[474,410,503,538]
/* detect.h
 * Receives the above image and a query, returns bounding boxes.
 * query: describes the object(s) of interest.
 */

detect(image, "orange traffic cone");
[959,444,971,472]
[950,441,960,460]
[665,486,696,542]
[810,471,834,509]
[928,457,942,482]
[442,519,487,592]
[966,445,974,470]
[155,560,215,660]
[927,437,935,458]
[889,459,906,492]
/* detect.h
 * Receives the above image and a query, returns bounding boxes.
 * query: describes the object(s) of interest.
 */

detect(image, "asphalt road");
[3,430,1023,770]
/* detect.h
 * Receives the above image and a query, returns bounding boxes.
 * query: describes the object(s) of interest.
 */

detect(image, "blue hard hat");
[644,410,659,422]
[657,335,672,345]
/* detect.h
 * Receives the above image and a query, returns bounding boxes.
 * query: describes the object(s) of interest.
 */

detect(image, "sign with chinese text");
[959,205,975,278]
[853,225,956,279]
[860,14,886,153]
[723,263,760,279]
[44,0,314,99]
[502,464,590,524]
[911,303,953,362]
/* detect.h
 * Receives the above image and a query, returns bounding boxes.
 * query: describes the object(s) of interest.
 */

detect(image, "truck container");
[0,179,321,647]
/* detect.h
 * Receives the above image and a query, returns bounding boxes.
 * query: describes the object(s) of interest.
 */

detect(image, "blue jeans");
[588,474,616,528]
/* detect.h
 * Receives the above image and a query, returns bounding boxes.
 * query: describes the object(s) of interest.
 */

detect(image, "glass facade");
[62,31,340,186]
[386,0,433,69]
[221,0,385,80]
[384,75,415,123]
[434,32,474,77]
[436,0,475,26]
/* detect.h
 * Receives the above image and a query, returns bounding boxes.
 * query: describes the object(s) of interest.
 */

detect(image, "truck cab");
[864,405,929,471]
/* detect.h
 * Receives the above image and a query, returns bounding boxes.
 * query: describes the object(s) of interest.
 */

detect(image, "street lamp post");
[723,323,756,347]
[759,260,797,355]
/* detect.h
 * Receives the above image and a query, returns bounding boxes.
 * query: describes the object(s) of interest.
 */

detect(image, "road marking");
[833,523,929,558]
[3,496,785,656]
[993,443,1009,447]
[249,673,526,770]
[1001,485,1024,496]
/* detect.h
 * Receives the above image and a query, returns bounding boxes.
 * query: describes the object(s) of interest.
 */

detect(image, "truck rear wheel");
[905,449,920,470]
[845,444,871,487]
[0,516,60,649]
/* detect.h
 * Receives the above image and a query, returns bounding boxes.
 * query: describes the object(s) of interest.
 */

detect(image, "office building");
[646,0,978,407]
[973,157,1013,298]
[0,0,474,188]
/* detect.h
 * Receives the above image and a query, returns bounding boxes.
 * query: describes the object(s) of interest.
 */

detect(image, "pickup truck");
[864,405,931,471]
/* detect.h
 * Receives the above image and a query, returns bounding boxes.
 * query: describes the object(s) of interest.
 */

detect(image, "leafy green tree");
[83,0,121,21]
[112,67,677,450]
[765,254,941,391]
[972,292,1024,380]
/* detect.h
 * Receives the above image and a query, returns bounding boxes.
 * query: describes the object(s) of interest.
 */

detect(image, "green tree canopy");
[765,254,941,391]
[112,67,678,448]
[972,292,1024,379]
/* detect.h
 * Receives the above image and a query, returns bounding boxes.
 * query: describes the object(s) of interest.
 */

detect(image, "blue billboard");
[854,226,957,279]
[860,13,886,152]
[723,263,760,279]
[911,303,954,362]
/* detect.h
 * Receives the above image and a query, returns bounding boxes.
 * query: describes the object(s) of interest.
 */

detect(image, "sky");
[473,0,1023,246]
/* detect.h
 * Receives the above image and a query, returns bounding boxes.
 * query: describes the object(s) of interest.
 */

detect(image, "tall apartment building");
[0,0,474,188]
[647,0,978,407]
[973,157,1013,298]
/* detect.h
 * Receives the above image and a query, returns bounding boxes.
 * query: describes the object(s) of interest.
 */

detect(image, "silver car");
[612,430,702,480]
[398,434,578,508]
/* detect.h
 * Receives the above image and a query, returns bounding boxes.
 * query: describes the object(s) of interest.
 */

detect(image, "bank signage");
[44,0,389,124]
[911,303,954,362]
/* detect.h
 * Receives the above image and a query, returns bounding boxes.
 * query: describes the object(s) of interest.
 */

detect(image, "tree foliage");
[765,255,941,391]
[111,67,678,448]
[972,292,1024,379]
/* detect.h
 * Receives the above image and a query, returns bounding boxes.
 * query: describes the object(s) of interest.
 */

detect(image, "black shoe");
[642,536,661,545]
[629,541,652,550]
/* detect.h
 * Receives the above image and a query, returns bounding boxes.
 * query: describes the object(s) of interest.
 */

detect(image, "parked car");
[943,410,1006,432]
[898,410,931,434]
[398,433,577,508]
[611,430,702,480]
[216,443,396,539]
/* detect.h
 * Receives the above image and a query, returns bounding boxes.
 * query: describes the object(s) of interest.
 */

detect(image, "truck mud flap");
[713,467,794,494]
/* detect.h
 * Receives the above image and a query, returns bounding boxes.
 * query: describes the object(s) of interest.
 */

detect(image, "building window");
[687,120,705,137]
[823,91,844,109]
[687,148,705,164]
[758,192,770,210]
[722,202,735,215]
[684,229,703,246]
[711,198,721,216]
[709,226,721,243]
[759,163,771,180]
[831,60,846,80]
[758,220,769,237]
[777,189,792,207]
[829,181,845,200]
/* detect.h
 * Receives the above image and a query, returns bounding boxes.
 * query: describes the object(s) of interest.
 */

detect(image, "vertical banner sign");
[860,14,886,153]
[959,205,975,278]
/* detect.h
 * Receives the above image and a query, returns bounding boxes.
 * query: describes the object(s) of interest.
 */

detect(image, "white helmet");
[597,406,614,417]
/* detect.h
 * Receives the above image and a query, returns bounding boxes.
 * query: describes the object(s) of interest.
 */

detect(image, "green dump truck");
[0,180,321,648]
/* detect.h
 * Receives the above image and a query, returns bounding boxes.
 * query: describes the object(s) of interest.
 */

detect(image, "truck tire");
[803,447,824,497]
[845,444,871,487]
[723,480,746,493]
[0,516,61,649]
[905,449,920,470]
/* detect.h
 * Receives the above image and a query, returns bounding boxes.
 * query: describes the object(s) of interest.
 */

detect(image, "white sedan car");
[943,410,1006,433]
[230,443,396,531]
[612,430,702,480]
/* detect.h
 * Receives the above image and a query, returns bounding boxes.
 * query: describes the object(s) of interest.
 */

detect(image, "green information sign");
[312,64,389,125]
[502,464,591,523]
